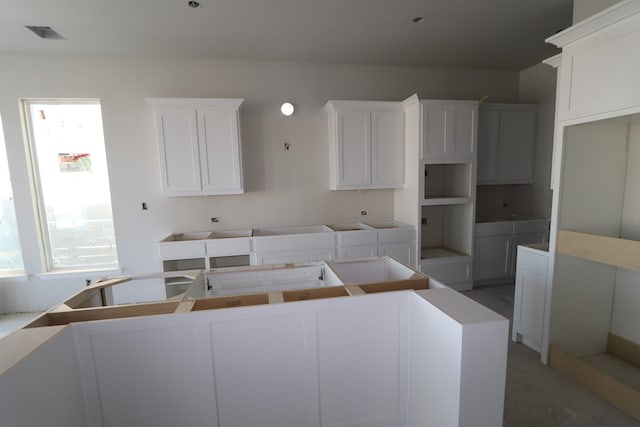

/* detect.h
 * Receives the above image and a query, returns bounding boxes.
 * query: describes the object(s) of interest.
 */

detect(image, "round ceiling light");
[281,102,295,116]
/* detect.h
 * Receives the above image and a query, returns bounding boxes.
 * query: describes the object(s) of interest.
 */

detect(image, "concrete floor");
[463,283,640,427]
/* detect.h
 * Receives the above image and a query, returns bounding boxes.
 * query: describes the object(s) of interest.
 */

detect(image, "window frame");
[21,98,119,273]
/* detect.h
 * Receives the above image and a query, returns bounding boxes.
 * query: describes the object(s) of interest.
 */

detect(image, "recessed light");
[412,16,424,24]
[188,1,200,8]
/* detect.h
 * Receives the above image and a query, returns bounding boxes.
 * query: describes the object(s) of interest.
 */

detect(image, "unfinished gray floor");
[463,284,640,427]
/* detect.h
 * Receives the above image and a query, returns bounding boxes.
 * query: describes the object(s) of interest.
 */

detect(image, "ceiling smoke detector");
[188,1,200,8]
[25,26,64,40]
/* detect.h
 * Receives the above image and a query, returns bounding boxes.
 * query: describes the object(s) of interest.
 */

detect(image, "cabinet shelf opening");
[421,204,473,260]
[423,163,471,201]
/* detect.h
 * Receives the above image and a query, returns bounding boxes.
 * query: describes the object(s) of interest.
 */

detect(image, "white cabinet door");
[473,235,512,281]
[517,270,546,346]
[198,108,243,194]
[379,242,414,267]
[371,110,404,187]
[477,105,537,185]
[477,110,500,183]
[421,102,477,160]
[154,108,202,193]
[513,245,548,353]
[497,111,536,183]
[336,110,371,188]
[325,101,404,190]
[147,98,244,196]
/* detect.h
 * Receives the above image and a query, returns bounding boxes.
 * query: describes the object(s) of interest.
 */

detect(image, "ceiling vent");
[25,26,64,40]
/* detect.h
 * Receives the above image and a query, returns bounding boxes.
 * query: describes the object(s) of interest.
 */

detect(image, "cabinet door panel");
[497,111,536,182]
[380,243,414,267]
[518,270,546,345]
[371,111,404,186]
[451,105,476,156]
[199,108,243,193]
[477,110,500,183]
[337,110,370,187]
[473,235,512,280]
[422,105,448,159]
[156,109,201,192]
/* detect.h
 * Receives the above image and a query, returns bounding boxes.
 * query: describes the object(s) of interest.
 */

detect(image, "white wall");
[0,53,519,312]
[573,0,622,23]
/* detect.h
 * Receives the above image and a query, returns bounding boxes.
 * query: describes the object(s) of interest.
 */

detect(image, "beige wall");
[0,53,519,312]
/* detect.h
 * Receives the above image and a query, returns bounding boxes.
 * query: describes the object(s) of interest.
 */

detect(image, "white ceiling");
[0,0,573,70]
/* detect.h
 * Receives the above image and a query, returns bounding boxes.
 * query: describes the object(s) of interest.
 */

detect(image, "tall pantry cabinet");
[395,95,478,290]
[542,0,640,370]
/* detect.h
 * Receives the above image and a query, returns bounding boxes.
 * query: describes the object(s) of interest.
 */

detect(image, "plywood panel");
[317,302,405,427]
[211,314,311,427]
[557,230,640,272]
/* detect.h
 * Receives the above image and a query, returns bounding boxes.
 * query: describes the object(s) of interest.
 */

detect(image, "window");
[23,100,118,271]
[0,115,25,275]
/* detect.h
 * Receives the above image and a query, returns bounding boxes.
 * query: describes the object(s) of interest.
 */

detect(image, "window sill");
[37,267,123,281]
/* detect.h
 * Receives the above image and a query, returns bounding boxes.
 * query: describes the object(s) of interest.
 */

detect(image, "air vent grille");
[25,26,64,40]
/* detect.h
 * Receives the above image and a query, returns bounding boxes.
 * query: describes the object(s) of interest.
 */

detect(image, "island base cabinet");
[1,289,507,427]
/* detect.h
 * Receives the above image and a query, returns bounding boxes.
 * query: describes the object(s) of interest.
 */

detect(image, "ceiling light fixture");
[412,16,424,24]
[188,1,200,8]
[281,102,295,116]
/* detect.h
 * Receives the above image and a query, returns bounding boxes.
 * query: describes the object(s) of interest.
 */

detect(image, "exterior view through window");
[0,115,25,275]
[24,100,118,271]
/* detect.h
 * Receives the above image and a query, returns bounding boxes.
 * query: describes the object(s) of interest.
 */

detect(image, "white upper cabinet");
[547,2,640,123]
[146,98,244,196]
[325,101,404,190]
[477,104,537,185]
[421,101,477,160]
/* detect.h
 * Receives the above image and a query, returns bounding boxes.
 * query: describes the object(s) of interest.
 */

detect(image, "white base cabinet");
[473,219,549,286]
[513,244,549,353]
[0,288,508,427]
